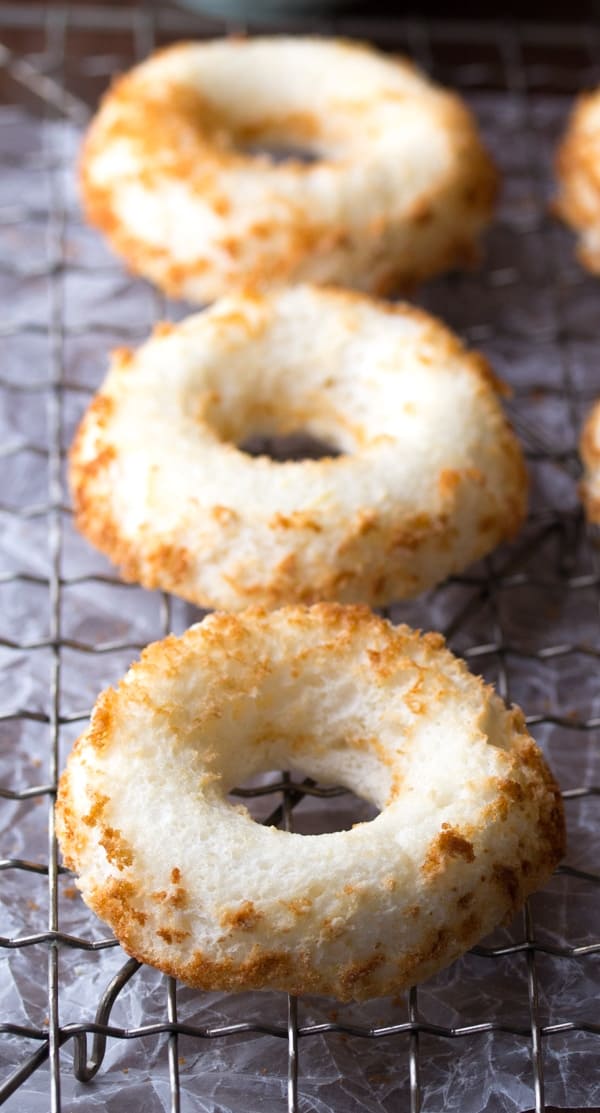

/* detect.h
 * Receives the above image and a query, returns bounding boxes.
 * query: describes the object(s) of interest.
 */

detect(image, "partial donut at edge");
[580,399,600,521]
[556,88,600,273]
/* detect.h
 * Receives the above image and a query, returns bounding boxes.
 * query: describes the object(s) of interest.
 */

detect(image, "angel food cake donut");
[80,36,497,301]
[56,605,565,1002]
[556,90,600,271]
[70,286,527,611]
[580,400,600,521]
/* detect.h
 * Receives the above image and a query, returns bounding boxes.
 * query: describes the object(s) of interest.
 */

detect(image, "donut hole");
[238,429,342,463]
[291,784,379,835]
[242,140,321,166]
[198,381,357,458]
[229,770,379,834]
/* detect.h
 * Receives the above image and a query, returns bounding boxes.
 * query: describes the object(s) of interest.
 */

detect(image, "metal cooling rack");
[1,4,600,1112]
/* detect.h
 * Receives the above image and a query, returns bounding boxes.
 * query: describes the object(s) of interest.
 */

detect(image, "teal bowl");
[176,0,364,25]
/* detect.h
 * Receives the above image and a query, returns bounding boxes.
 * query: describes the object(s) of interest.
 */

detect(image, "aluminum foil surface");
[0,39,599,1113]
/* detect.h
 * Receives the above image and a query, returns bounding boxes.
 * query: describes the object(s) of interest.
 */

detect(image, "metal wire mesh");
[0,4,599,1111]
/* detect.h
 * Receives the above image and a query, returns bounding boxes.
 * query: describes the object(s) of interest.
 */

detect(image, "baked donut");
[556,89,600,272]
[69,285,526,611]
[80,36,497,301]
[56,604,565,1002]
[580,399,600,521]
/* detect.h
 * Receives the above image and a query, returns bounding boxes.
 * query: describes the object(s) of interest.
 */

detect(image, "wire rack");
[1,3,600,1112]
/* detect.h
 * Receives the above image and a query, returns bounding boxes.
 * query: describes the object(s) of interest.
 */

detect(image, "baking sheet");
[1,30,600,1113]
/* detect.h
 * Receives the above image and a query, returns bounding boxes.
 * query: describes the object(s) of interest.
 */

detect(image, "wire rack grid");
[0,4,599,1112]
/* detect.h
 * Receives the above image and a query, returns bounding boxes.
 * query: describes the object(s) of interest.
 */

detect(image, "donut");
[556,89,600,272]
[69,285,526,611]
[80,36,497,301]
[56,604,565,1002]
[580,399,600,521]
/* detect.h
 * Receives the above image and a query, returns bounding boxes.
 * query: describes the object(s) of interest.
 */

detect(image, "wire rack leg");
[167,977,181,1113]
[287,996,299,1113]
[524,904,545,1113]
[72,957,142,1083]
[408,986,421,1113]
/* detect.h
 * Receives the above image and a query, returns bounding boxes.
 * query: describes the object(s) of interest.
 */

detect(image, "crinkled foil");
[1,79,599,1112]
